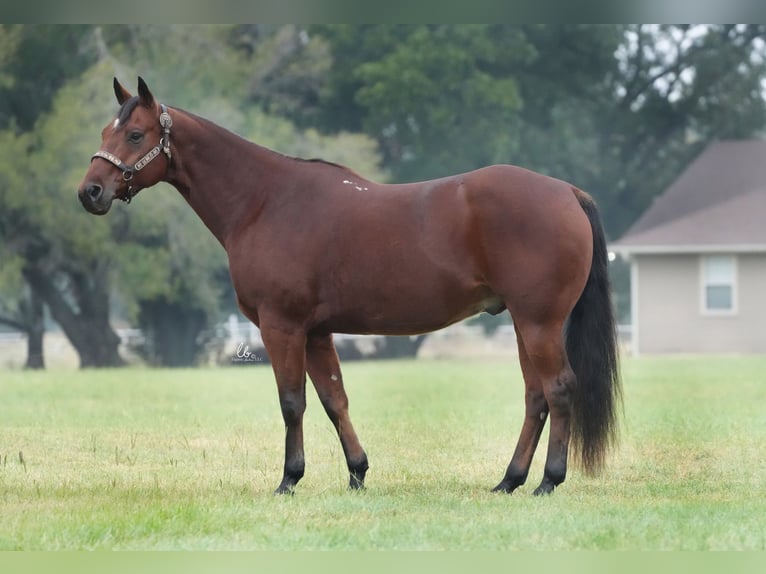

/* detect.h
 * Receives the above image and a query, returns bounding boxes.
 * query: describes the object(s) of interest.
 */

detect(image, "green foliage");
[2,357,766,549]
[100,25,250,109]
[0,250,24,328]
[0,25,96,130]
[239,108,388,182]
[0,26,21,91]
[313,25,528,181]
[23,60,116,261]
[235,24,333,120]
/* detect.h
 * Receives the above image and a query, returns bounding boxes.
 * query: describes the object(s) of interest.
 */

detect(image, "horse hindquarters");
[490,187,619,494]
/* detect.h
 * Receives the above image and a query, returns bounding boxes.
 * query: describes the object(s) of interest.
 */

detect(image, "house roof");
[612,140,766,254]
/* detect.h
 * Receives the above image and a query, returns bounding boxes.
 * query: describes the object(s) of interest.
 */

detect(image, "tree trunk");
[372,335,428,359]
[0,287,46,369]
[137,298,208,367]
[24,288,45,369]
[23,264,124,368]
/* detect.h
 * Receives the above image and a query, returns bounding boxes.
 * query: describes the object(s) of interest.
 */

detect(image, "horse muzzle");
[78,181,115,215]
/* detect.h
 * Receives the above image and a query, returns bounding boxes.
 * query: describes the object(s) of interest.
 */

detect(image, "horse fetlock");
[492,464,528,494]
[543,465,566,488]
[275,461,305,495]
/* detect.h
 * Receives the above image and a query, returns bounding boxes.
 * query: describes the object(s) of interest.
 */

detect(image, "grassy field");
[1,356,765,550]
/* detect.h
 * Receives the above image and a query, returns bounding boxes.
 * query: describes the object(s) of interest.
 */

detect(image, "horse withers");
[78,77,621,495]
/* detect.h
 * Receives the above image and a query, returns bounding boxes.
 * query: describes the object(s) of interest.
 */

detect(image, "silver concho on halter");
[159,106,173,159]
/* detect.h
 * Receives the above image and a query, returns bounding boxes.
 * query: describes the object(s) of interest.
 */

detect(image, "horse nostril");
[86,184,103,201]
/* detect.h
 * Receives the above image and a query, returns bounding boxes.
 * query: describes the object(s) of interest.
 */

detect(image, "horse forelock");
[116,96,140,127]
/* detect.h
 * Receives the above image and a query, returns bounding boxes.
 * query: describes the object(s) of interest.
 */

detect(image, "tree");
[0,25,100,367]
[310,25,529,183]
[230,24,333,121]
[2,60,128,367]
[0,25,96,131]
[597,24,766,237]
[0,248,44,369]
[107,184,228,367]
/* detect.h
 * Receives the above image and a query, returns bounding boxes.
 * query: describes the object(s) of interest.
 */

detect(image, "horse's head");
[78,77,172,215]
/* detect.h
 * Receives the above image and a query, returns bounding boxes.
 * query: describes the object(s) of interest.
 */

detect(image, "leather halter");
[91,104,173,203]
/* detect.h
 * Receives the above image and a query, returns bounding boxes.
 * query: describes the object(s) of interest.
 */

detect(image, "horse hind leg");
[492,323,549,493]
[306,333,369,489]
[517,321,576,495]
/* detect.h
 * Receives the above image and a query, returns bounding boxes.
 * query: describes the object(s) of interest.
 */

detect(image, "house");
[610,140,766,355]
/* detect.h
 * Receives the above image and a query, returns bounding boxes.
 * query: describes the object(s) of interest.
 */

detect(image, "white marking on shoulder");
[342,179,368,191]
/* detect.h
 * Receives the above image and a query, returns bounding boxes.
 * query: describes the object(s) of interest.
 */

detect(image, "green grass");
[1,357,765,550]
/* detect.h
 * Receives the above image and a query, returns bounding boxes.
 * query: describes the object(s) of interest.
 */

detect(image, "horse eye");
[128,131,144,143]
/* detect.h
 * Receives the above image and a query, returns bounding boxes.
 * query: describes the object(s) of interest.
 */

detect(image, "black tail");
[566,190,622,475]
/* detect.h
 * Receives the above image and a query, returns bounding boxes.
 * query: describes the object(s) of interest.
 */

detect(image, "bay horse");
[78,77,620,495]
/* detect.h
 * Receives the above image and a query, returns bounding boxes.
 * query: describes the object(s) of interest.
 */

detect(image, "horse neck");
[163,109,289,247]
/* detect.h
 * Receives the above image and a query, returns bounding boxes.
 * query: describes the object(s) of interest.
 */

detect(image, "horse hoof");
[532,481,555,496]
[491,481,515,494]
[274,483,296,496]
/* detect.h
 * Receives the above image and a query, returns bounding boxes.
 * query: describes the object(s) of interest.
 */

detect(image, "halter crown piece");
[91,104,173,204]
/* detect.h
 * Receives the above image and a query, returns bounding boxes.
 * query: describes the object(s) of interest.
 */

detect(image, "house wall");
[635,253,766,354]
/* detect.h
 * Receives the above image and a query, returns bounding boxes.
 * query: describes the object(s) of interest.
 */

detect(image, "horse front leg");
[260,323,308,494]
[306,333,369,489]
[493,324,548,493]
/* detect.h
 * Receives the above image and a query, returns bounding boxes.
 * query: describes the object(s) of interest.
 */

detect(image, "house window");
[701,255,737,314]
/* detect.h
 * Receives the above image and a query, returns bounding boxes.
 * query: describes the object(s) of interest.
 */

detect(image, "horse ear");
[137,76,155,107]
[113,77,132,105]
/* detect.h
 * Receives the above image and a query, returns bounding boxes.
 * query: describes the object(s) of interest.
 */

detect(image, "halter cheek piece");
[90,104,173,204]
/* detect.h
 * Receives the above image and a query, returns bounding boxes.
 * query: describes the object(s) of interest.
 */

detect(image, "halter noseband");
[91,104,173,204]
